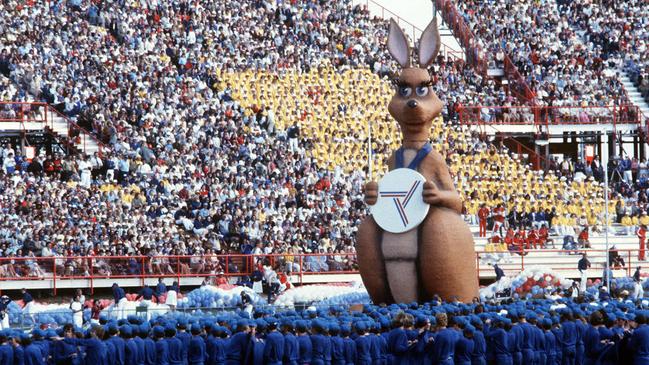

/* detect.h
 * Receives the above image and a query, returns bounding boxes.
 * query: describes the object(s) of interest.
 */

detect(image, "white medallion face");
[370,168,430,233]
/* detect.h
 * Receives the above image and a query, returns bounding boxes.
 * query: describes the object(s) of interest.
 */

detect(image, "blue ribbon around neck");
[395,142,432,170]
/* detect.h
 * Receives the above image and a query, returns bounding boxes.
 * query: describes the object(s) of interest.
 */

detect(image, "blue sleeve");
[584,328,604,358]
[15,347,25,365]
[262,336,272,361]
[391,331,409,354]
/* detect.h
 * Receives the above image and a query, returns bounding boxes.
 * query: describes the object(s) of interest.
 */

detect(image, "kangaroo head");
[386,18,443,143]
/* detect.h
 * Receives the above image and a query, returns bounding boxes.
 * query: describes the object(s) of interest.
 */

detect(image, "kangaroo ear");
[418,17,441,68]
[387,19,411,68]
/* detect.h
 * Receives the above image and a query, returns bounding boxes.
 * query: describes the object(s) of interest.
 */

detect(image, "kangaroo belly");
[382,229,419,303]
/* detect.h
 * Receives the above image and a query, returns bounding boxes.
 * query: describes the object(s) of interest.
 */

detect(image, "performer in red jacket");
[478,204,490,237]
[637,225,647,261]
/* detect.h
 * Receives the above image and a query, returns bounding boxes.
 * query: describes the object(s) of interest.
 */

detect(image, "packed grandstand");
[0,0,648,363]
[0,0,647,269]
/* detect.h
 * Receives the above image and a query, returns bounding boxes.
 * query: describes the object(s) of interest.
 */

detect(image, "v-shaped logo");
[379,180,422,227]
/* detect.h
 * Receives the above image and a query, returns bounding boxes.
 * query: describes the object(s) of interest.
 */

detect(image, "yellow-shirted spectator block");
[219,68,606,220]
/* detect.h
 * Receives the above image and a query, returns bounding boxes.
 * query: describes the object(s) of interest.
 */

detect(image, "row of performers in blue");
[0,297,648,365]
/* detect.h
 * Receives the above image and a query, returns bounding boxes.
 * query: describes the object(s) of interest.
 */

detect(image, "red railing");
[0,253,359,295]
[459,105,641,127]
[503,57,536,103]
[434,0,488,74]
[0,101,48,123]
[499,134,546,170]
[0,101,107,154]
[0,248,646,294]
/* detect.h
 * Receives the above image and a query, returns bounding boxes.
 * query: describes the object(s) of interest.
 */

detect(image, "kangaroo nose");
[407,100,418,108]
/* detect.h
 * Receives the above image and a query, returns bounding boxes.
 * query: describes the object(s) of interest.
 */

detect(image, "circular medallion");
[370,168,430,233]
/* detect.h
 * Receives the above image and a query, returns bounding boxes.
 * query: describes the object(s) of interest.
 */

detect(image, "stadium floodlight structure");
[604,157,611,290]
[368,119,373,181]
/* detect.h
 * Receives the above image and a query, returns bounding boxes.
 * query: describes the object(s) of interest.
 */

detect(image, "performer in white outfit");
[0,296,10,330]
[70,295,83,328]
[78,157,92,188]
[165,281,178,311]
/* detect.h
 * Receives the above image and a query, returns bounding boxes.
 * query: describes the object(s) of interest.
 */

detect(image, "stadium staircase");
[44,107,102,155]
[1,102,103,155]
[620,71,649,124]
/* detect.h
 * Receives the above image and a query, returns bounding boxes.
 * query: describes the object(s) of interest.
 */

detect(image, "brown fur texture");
[356,19,478,304]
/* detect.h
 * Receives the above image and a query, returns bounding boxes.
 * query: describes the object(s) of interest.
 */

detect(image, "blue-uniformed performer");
[353,322,371,365]
[518,313,535,365]
[508,312,523,365]
[281,319,299,365]
[12,333,25,365]
[106,323,125,365]
[340,325,356,365]
[455,326,475,365]
[550,316,564,362]
[152,326,169,365]
[527,315,545,365]
[386,315,409,364]
[175,320,191,365]
[542,319,557,365]
[560,311,578,365]
[122,325,139,365]
[62,324,107,365]
[369,321,387,365]
[263,318,284,365]
[206,326,226,365]
[470,317,486,365]
[583,311,605,365]
[23,334,45,365]
[188,324,206,365]
[310,320,330,365]
[0,330,13,365]
[328,323,344,365]
[136,325,150,365]
[164,324,183,365]
[430,313,459,365]
[53,325,78,365]
[295,321,312,365]
[413,315,434,365]
[30,330,49,365]
[487,318,511,365]
[595,322,617,365]
[629,311,649,365]
[245,319,265,365]
[225,320,250,365]
[575,312,587,365]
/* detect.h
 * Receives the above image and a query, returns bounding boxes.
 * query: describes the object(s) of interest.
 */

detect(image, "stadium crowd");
[1,296,649,364]
[562,0,649,107]
[0,0,530,272]
[0,0,646,281]
[453,0,633,107]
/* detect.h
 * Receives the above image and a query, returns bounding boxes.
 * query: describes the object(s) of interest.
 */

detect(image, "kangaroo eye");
[398,86,412,97]
[416,86,429,97]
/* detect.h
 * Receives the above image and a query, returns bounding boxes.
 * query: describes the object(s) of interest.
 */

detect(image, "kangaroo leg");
[419,208,479,302]
[356,217,393,304]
